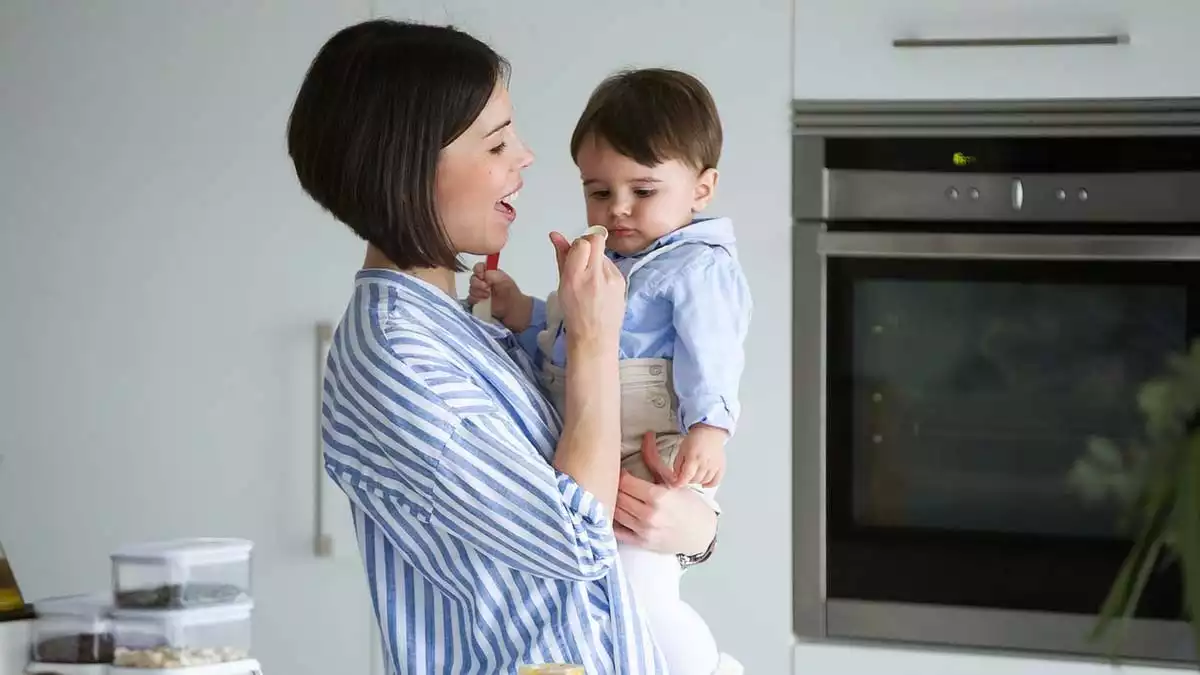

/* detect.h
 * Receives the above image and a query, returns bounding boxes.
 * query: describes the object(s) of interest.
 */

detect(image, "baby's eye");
[588,190,611,200]
[634,189,656,198]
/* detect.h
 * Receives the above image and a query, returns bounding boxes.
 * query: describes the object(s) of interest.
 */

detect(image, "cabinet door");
[793,0,1200,100]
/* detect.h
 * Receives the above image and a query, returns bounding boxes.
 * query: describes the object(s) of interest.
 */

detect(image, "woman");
[286,19,719,674]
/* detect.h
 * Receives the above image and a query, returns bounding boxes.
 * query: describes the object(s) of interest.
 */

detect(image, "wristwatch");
[677,518,718,569]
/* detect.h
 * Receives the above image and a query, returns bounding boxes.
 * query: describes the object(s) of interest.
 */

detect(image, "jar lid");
[110,599,253,626]
[111,539,252,566]
[33,593,111,621]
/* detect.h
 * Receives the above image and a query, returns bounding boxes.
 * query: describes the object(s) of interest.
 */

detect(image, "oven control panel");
[825,170,1200,223]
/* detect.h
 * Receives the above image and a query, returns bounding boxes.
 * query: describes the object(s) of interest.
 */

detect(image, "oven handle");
[818,231,1200,261]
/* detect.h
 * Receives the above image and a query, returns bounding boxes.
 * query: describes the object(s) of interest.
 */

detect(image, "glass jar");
[0,539,30,621]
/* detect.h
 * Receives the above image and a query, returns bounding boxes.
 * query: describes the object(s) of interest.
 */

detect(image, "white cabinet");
[792,0,1200,100]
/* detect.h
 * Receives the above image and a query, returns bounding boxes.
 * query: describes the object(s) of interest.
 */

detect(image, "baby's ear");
[692,168,719,212]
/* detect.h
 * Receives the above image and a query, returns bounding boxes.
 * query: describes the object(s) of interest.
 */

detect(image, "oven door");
[820,231,1198,662]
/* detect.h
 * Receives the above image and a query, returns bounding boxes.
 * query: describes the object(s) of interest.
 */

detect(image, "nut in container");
[110,599,253,669]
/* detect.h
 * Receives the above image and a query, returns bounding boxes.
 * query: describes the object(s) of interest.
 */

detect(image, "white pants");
[619,543,722,675]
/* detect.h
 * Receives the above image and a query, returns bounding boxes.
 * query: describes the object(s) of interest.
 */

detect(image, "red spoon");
[473,253,501,321]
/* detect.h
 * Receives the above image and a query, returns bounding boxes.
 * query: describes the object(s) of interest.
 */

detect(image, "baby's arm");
[667,248,753,486]
[513,295,549,362]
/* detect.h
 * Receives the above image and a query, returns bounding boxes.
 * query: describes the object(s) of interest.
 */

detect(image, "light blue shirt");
[323,270,668,674]
[518,217,753,435]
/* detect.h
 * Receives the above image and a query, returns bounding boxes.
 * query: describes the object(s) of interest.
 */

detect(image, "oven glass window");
[838,263,1190,540]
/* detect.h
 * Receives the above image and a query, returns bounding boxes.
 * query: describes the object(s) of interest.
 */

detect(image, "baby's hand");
[468,263,526,327]
[671,424,728,488]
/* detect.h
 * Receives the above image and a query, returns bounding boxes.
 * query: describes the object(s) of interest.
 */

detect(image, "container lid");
[32,593,110,621]
[108,658,261,675]
[26,662,110,675]
[111,599,253,626]
[110,539,253,566]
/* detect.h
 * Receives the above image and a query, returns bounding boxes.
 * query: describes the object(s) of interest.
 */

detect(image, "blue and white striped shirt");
[321,269,668,675]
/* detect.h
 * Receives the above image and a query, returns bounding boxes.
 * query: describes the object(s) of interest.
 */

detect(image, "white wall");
[378,1,797,673]
[0,3,375,675]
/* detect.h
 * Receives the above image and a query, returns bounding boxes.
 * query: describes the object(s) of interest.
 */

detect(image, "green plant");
[1068,339,1200,662]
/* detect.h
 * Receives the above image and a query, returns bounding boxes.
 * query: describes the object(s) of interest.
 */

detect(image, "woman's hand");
[613,432,719,556]
[549,230,625,355]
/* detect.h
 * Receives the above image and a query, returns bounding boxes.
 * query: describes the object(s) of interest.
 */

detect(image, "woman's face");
[435,83,534,257]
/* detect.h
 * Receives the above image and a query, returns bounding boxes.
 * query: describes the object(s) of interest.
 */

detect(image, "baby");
[469,68,751,675]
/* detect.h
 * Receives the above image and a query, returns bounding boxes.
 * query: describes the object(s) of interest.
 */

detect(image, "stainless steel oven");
[791,100,1200,665]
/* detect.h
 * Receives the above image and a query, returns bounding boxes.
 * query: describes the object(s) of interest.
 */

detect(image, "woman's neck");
[363,245,457,297]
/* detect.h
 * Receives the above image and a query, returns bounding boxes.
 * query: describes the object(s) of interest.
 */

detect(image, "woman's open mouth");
[495,187,520,221]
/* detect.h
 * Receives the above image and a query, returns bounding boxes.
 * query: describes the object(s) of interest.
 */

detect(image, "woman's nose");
[516,142,534,169]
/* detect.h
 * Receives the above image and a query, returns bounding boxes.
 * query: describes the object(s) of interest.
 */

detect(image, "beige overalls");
[535,242,720,510]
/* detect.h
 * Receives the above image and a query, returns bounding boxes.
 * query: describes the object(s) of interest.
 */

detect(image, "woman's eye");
[489,142,507,155]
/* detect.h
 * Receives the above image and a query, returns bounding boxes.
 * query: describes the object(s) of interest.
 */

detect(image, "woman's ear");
[691,168,719,212]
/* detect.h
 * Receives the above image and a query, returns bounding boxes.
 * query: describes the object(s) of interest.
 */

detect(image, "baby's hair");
[569,68,722,171]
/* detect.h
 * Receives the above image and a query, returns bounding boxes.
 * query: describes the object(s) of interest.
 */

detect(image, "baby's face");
[574,135,716,256]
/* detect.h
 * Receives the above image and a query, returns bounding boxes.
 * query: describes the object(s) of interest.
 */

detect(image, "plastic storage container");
[111,600,253,669]
[111,539,252,610]
[29,594,113,664]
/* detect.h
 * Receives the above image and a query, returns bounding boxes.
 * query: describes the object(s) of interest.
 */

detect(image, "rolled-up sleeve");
[669,250,753,435]
[427,412,616,581]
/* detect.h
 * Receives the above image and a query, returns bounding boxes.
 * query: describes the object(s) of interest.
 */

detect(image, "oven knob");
[946,187,959,200]
[1055,188,1067,201]
[1078,188,1089,201]
[968,187,980,200]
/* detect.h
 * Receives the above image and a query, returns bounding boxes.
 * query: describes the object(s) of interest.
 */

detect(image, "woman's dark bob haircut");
[288,20,508,271]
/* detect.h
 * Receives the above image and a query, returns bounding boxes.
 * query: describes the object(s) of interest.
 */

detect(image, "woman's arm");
[323,348,619,582]
[544,230,626,515]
